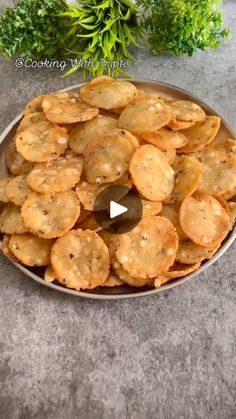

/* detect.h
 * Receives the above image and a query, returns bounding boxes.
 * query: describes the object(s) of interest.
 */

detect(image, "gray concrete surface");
[0,1,235,418]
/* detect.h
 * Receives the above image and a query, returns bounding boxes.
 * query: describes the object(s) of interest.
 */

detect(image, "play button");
[93,185,143,233]
[110,201,128,218]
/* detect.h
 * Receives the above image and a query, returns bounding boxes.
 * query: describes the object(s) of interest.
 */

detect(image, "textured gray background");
[0,1,236,418]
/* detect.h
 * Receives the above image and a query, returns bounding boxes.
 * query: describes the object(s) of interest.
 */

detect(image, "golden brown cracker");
[51,229,110,290]
[21,191,80,239]
[129,145,174,201]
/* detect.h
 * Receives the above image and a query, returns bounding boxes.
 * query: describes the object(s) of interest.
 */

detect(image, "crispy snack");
[117,194,162,220]
[115,216,178,279]
[198,159,236,195]
[214,195,229,214]
[15,121,68,163]
[178,116,221,153]
[165,155,202,204]
[69,115,117,154]
[160,204,186,239]
[118,97,171,136]
[108,90,145,115]
[168,100,206,123]
[141,199,163,217]
[51,229,110,290]
[0,178,11,203]
[99,232,120,259]
[78,213,115,232]
[168,118,195,131]
[9,234,53,266]
[110,106,125,116]
[5,175,31,206]
[0,235,19,262]
[209,138,236,154]
[162,148,176,165]
[176,238,220,264]
[23,95,45,115]
[129,145,174,201]
[125,90,173,106]
[76,175,132,212]
[75,181,103,211]
[84,132,133,184]
[74,208,91,228]
[17,112,47,133]
[100,272,124,287]
[42,92,98,124]
[108,235,120,257]
[60,124,75,135]
[5,141,34,176]
[44,99,98,125]
[21,191,80,239]
[42,92,98,125]
[42,92,72,111]
[79,77,137,109]
[222,186,236,201]
[146,91,174,103]
[110,128,140,152]
[27,155,83,193]
[0,204,28,234]
[142,127,188,150]
[113,256,153,287]
[44,266,57,283]
[1,77,236,292]
[154,262,200,287]
[228,202,236,230]
[180,194,230,248]
[78,215,101,232]
[197,140,236,195]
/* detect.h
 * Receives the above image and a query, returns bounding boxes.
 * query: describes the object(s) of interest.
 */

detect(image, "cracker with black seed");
[51,229,110,290]
[0,178,11,203]
[115,216,178,279]
[42,92,99,124]
[180,194,230,248]
[80,77,137,110]
[118,97,171,136]
[21,191,80,239]
[9,234,53,266]
[129,145,175,201]
[5,141,34,176]
[6,175,31,206]
[178,116,221,153]
[154,262,201,287]
[0,204,28,234]
[15,121,68,163]
[84,132,133,184]
[27,155,83,193]
[165,155,201,204]
[69,115,117,154]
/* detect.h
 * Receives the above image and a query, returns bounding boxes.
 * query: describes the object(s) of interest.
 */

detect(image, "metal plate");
[0,79,235,300]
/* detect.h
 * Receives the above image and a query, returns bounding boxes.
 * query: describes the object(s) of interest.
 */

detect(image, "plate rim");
[0,78,236,300]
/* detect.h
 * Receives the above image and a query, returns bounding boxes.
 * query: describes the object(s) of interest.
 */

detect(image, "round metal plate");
[0,79,235,300]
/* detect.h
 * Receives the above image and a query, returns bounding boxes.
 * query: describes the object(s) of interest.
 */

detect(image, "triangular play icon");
[109,201,128,219]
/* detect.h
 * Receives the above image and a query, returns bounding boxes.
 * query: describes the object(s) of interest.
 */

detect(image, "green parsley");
[0,0,68,60]
[138,0,230,56]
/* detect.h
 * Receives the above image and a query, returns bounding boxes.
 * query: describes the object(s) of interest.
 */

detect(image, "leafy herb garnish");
[0,0,68,60]
[138,0,230,56]
[59,0,142,77]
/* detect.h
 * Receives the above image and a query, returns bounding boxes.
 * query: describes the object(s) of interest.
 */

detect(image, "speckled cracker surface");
[51,229,110,290]
[21,191,80,239]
